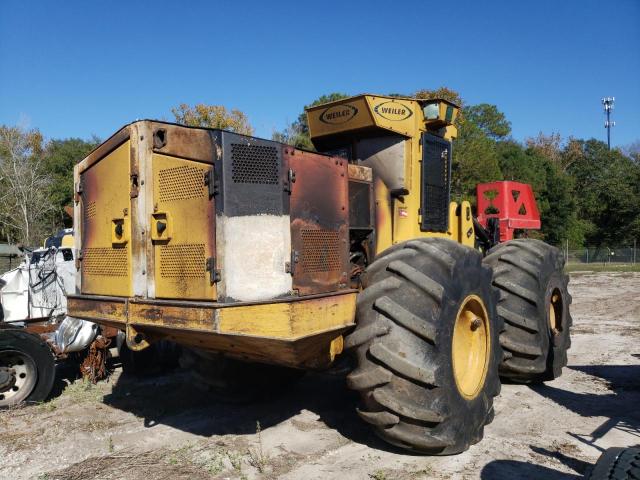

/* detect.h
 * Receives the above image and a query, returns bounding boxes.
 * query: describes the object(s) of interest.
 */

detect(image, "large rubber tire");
[0,328,55,407]
[345,238,502,455]
[179,348,305,403]
[484,239,572,383]
[589,447,640,480]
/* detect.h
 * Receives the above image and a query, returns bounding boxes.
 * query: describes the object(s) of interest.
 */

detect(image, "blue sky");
[1,0,638,148]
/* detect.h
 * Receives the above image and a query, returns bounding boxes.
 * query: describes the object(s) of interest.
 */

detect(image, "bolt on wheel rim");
[0,350,38,407]
[452,295,491,400]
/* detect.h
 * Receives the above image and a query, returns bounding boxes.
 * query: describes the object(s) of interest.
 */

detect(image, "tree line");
[1,92,638,248]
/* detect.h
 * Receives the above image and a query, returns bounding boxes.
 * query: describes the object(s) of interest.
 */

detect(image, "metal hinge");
[284,168,296,194]
[204,169,219,197]
[74,180,83,204]
[206,257,221,283]
[285,250,299,274]
[130,173,139,198]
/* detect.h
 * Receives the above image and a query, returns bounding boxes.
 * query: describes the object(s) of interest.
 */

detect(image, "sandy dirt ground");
[1,271,639,480]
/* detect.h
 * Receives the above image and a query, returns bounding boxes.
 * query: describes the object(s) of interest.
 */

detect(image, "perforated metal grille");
[82,248,128,276]
[158,165,206,203]
[160,243,205,278]
[424,189,447,223]
[231,143,279,184]
[300,230,341,273]
[84,201,96,220]
[421,133,451,232]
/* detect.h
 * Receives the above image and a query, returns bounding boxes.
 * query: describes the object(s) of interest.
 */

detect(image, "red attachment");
[476,181,541,242]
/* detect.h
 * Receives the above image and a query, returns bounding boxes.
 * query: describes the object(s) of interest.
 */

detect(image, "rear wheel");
[179,348,304,403]
[0,328,55,407]
[345,238,502,454]
[484,239,572,383]
[589,447,640,480]
[119,340,181,376]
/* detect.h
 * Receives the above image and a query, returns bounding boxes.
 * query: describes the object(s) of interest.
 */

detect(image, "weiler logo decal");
[319,104,358,124]
[374,101,413,121]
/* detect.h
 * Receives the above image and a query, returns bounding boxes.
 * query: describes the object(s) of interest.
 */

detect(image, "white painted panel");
[217,214,292,302]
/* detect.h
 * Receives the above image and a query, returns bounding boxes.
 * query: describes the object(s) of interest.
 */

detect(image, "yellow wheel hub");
[452,295,491,400]
[549,289,563,335]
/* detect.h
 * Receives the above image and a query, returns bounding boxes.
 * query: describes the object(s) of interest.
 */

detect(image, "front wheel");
[0,328,55,407]
[345,238,502,454]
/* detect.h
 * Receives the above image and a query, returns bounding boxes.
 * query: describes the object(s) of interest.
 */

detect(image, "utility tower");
[602,97,615,150]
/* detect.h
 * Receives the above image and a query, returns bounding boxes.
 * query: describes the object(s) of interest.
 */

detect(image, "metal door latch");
[206,257,221,283]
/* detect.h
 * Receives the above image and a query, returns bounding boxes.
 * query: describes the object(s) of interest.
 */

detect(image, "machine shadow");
[100,363,640,467]
[49,361,82,399]
[480,459,582,479]
[102,366,392,451]
[529,364,640,453]
[530,445,593,477]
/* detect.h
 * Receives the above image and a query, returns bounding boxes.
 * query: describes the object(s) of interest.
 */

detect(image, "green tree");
[273,92,349,149]
[172,104,253,135]
[451,133,503,203]
[566,139,640,246]
[496,140,545,189]
[495,139,584,246]
[464,104,511,140]
[42,137,100,227]
[623,140,640,163]
[530,151,578,246]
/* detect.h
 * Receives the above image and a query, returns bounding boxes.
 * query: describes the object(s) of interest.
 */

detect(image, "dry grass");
[0,427,46,453]
[0,401,33,420]
[42,439,266,480]
[246,421,268,473]
[44,450,210,480]
[57,379,110,404]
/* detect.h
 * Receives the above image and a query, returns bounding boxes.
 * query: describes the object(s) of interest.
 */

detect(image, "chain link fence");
[559,245,638,266]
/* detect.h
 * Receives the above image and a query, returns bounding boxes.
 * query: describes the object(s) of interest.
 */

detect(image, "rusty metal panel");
[66,295,127,325]
[150,122,219,164]
[286,149,349,295]
[151,154,216,300]
[80,141,133,296]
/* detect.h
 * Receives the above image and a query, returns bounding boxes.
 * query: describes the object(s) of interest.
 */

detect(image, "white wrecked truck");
[0,229,111,407]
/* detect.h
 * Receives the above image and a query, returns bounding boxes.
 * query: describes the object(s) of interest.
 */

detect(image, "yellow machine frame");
[306,94,474,254]
[69,121,357,369]
[68,94,472,370]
